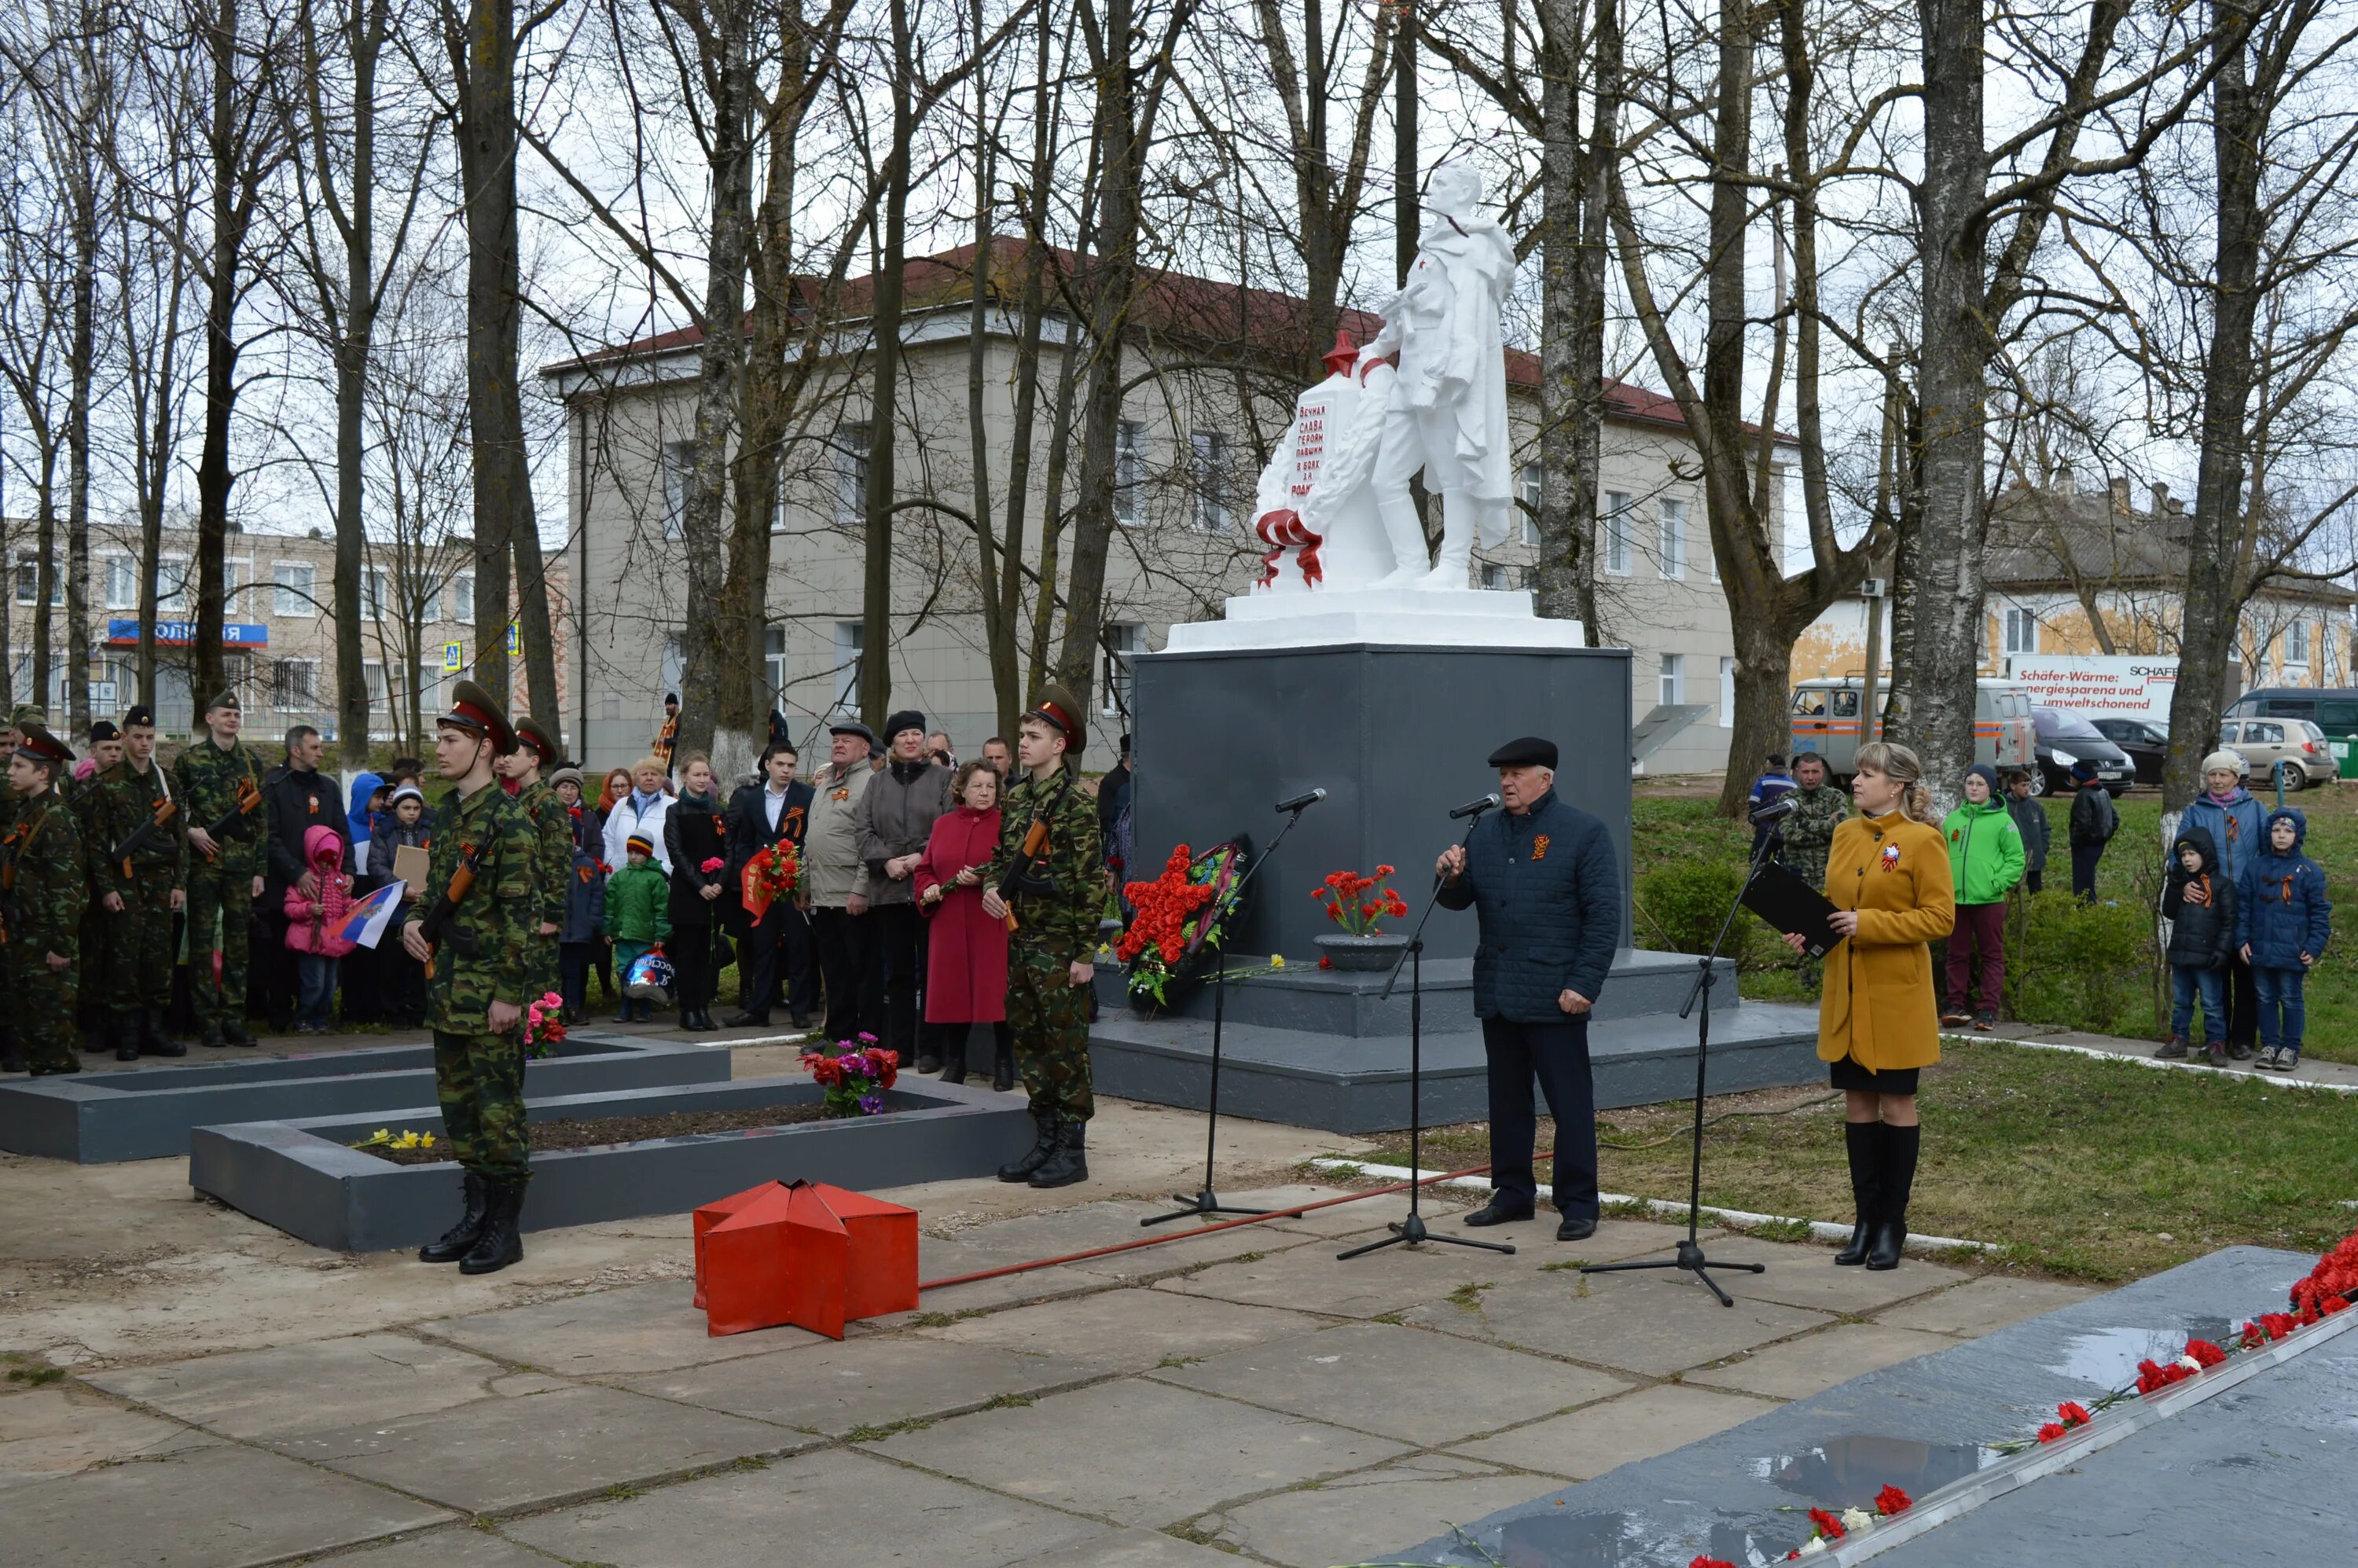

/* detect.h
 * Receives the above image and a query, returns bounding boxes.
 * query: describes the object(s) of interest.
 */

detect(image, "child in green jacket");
[603,834,673,1023]
[1940,763,2026,1030]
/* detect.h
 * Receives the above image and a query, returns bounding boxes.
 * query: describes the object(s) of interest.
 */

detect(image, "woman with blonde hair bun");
[1782,740,1952,1271]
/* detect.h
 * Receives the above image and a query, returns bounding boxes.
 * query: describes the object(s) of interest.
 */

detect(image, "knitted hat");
[549,766,585,792]
[883,709,927,743]
[626,832,654,855]
[388,784,425,809]
[2200,750,2244,779]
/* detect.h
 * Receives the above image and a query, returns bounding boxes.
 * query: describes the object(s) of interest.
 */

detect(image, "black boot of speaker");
[1868,1122,1920,1271]
[937,1032,968,1085]
[459,1180,526,1274]
[1834,1121,1882,1266]
[419,1174,490,1263]
[1027,1121,1089,1188]
[143,1008,188,1057]
[992,1026,1016,1092]
[997,1114,1058,1182]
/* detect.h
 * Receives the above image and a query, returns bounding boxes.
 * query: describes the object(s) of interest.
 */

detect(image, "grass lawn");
[1357,1038,2358,1284]
[1634,780,2358,1063]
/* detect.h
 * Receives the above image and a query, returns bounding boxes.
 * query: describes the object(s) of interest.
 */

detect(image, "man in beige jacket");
[800,720,880,1043]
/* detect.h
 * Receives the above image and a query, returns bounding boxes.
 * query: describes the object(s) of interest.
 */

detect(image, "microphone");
[1449,792,1502,820]
[1273,788,1328,814]
[1749,794,1798,825]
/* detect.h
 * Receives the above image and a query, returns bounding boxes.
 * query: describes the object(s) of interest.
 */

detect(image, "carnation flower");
[1875,1485,1912,1516]
[1840,1507,1873,1534]
[1689,1558,1735,1568]
[1807,1507,1845,1540]
[2037,1422,2066,1443]
[2056,1402,2092,1427]
[700,856,725,873]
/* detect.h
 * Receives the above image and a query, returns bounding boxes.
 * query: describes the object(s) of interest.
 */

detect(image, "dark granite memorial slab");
[0,1033,729,1163]
[1389,1245,2330,1566]
[189,1074,1034,1252]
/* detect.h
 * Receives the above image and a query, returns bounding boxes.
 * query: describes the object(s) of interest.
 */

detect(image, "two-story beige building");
[543,241,1778,775]
[5,514,564,748]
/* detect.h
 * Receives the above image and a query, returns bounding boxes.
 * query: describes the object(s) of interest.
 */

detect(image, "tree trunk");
[64,163,95,738]
[192,0,246,713]
[858,0,913,732]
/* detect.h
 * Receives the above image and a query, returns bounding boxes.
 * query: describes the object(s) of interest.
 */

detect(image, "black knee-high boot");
[1835,1122,1882,1266]
[1868,1122,1920,1270]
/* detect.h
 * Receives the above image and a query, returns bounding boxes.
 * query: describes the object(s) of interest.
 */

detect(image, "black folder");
[1741,862,1843,957]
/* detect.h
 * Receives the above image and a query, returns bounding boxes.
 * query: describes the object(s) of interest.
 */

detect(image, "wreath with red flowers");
[1115,838,1251,1008]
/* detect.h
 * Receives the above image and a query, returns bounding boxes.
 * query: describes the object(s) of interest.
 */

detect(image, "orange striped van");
[1789,678,2036,778]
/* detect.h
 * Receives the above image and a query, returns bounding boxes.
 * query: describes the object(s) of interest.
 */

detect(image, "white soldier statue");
[1248,161,1518,593]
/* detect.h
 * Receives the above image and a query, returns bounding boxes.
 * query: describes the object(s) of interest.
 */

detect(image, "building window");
[1519,464,1541,546]
[2004,606,2038,655]
[454,573,475,624]
[1189,431,1231,532]
[272,563,316,618]
[1115,420,1145,526]
[832,424,869,528]
[363,660,387,710]
[159,556,189,613]
[2285,619,2311,667]
[270,658,317,708]
[1721,655,1735,727]
[1659,652,1684,707]
[1603,491,1632,575]
[105,555,138,610]
[661,439,695,539]
[764,624,788,704]
[831,621,863,713]
[1102,622,1143,717]
[221,558,247,614]
[13,553,61,607]
[1658,498,1685,580]
[1481,564,1510,590]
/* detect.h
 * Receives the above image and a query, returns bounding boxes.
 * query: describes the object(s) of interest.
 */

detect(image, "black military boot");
[997,1113,1059,1182]
[1027,1121,1089,1188]
[992,1027,1017,1092]
[200,1021,226,1048]
[419,1174,490,1263]
[112,1012,143,1063]
[142,1008,187,1058]
[459,1181,527,1275]
[222,1019,252,1047]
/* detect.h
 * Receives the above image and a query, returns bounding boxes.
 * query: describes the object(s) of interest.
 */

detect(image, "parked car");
[1790,678,2037,779]
[2221,716,2336,792]
[2031,707,2135,797]
[2089,716,2169,788]
[2224,686,2358,736]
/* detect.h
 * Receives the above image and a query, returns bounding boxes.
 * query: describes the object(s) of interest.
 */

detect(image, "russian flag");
[340,882,406,950]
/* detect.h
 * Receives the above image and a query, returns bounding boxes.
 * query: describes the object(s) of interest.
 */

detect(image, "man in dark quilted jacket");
[1436,735,1622,1239]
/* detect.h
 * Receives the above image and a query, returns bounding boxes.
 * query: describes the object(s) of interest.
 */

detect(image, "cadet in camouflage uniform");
[91,706,188,1061]
[982,685,1103,1189]
[1779,752,1850,892]
[176,692,266,1047]
[0,704,45,1073]
[406,680,537,1275]
[72,720,124,1056]
[495,716,569,1010]
[6,725,88,1076]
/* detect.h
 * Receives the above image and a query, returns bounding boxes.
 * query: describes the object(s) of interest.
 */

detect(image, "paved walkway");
[2,1150,2092,1568]
[1969,1019,2358,1089]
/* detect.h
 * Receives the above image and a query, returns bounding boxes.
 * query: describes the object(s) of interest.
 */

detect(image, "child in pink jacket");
[285,823,358,1034]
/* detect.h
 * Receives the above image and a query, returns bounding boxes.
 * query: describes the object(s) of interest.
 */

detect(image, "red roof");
[542,237,1742,438]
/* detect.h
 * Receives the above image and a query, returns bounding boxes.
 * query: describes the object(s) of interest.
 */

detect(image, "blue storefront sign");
[105,619,270,648]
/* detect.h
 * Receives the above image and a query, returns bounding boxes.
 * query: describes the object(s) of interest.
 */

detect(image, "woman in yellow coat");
[1783,741,1954,1272]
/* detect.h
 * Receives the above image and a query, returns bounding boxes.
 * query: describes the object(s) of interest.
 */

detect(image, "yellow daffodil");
[420,1133,435,1148]
[1269,955,1286,969]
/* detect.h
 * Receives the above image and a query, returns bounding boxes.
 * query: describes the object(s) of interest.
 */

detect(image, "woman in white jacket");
[602,757,675,878]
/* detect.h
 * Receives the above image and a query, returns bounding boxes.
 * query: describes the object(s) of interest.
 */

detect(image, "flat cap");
[828,718,877,747]
[1486,736,1559,769]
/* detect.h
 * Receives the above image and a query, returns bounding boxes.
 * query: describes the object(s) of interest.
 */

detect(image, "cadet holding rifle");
[982,685,1101,1189]
[176,691,266,1048]
[0,704,46,1073]
[92,706,188,1061]
[497,716,571,1008]
[5,725,87,1076]
[404,681,538,1276]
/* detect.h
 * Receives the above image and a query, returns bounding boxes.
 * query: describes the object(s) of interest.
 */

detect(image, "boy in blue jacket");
[2236,806,2331,1071]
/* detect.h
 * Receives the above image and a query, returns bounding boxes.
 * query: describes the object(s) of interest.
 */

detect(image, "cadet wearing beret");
[6,725,87,1075]
[175,690,266,1047]
[1434,736,1622,1240]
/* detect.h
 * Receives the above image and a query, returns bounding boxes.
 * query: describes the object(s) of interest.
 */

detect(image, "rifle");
[109,798,178,879]
[993,772,1069,932]
[193,777,263,860]
[417,839,491,979]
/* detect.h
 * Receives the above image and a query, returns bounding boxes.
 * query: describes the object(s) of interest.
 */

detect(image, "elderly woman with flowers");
[914,761,1015,1090]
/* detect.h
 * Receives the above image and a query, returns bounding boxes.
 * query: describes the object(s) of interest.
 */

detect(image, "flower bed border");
[0,1033,727,1163]
[189,1073,1033,1252]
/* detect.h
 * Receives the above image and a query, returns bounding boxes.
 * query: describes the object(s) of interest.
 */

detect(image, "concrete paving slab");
[873,1375,1412,1527]
[1204,1184,1442,1238]
[1151,1320,1633,1446]
[90,1332,509,1439]
[1016,1528,1251,1566]
[1685,1323,1956,1401]
[1873,1274,2101,1338]
[1445,1383,1785,1479]
[0,1384,215,1487]
[504,1445,1110,1567]
[920,1199,1295,1285]
[5,1440,451,1567]
[428,1280,810,1375]
[314,1528,568,1566]
[1403,1270,1835,1377]
[273,1383,806,1515]
[1207,1452,1564,1568]
[1479,1214,1731,1263]
[1155,1232,1511,1319]
[624,1335,1104,1434]
[1618,1235,1971,1315]
[920,1285,1326,1376]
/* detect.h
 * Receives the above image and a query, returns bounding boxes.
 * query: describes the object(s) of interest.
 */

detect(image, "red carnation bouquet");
[800,1034,898,1118]
[741,840,800,920]
[1312,865,1407,936]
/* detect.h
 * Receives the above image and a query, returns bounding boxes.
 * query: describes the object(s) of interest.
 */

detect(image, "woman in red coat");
[916,761,1014,1089]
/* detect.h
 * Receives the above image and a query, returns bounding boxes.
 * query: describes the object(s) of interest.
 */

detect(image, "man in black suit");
[724,740,817,1028]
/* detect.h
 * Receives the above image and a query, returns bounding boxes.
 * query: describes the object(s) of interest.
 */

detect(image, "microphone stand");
[1580,825,1780,1305]
[1141,795,1317,1226]
[1339,806,1514,1261]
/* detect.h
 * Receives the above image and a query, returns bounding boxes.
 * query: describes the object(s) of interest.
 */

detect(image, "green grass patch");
[1363,1038,2358,1283]
[845,1416,935,1442]
[5,1366,64,1386]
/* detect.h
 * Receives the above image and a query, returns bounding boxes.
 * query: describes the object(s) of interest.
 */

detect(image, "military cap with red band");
[1023,682,1087,756]
[439,678,516,755]
[514,715,561,766]
[13,722,75,767]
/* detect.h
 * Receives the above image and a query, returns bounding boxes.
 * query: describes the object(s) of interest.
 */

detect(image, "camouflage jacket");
[6,790,86,957]
[1780,783,1849,890]
[986,764,1102,950]
[414,779,534,1033]
[88,758,185,893]
[515,779,571,933]
[174,736,266,879]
